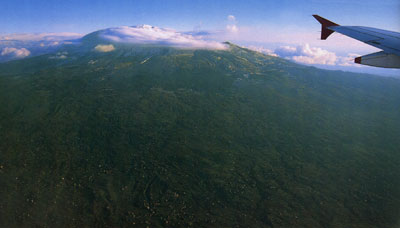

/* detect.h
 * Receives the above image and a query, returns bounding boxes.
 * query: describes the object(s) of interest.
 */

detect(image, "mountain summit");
[81,25,227,49]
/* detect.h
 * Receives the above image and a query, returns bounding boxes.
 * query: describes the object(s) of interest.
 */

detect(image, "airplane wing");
[313,15,400,68]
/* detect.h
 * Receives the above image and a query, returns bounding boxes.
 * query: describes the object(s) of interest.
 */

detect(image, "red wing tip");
[313,15,339,27]
[355,57,362,64]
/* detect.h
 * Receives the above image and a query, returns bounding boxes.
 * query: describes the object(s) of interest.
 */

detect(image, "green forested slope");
[0,43,399,227]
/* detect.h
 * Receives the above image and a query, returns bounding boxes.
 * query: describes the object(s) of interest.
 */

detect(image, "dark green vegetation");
[0,39,400,228]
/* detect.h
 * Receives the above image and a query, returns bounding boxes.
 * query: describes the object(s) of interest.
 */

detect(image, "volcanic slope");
[0,38,400,228]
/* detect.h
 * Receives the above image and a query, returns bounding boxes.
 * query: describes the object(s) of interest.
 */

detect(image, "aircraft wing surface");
[313,15,400,68]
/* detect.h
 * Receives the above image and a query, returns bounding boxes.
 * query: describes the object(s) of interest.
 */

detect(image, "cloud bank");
[248,43,364,68]
[246,45,278,57]
[0,32,82,62]
[1,47,30,58]
[275,44,337,65]
[100,25,227,49]
[0,33,82,42]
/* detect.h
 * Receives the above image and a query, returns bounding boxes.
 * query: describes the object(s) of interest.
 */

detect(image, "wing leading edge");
[313,15,400,68]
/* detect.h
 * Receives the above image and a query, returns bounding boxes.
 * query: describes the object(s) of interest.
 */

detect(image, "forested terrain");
[0,41,399,227]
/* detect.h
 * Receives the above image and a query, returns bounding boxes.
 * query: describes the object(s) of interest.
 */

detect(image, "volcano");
[0,28,400,228]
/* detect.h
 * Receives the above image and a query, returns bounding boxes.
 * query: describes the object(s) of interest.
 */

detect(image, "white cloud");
[1,47,30,58]
[39,41,60,47]
[246,45,278,57]
[0,32,82,62]
[226,25,239,33]
[275,44,337,65]
[337,53,361,67]
[94,44,115,52]
[100,25,227,50]
[49,51,68,59]
[0,33,82,42]
[273,44,366,68]
[225,15,239,33]
[228,15,236,21]
[49,55,67,59]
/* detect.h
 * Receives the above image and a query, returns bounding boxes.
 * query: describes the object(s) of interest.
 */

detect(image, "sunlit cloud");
[226,14,239,33]
[0,32,82,62]
[49,51,68,59]
[246,45,278,57]
[1,47,30,58]
[272,44,366,68]
[227,15,236,21]
[226,25,239,33]
[0,33,82,42]
[275,44,337,65]
[337,53,361,67]
[100,25,227,49]
[94,44,115,52]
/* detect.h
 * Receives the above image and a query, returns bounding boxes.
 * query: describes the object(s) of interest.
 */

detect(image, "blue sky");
[1,0,399,34]
[1,0,399,76]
